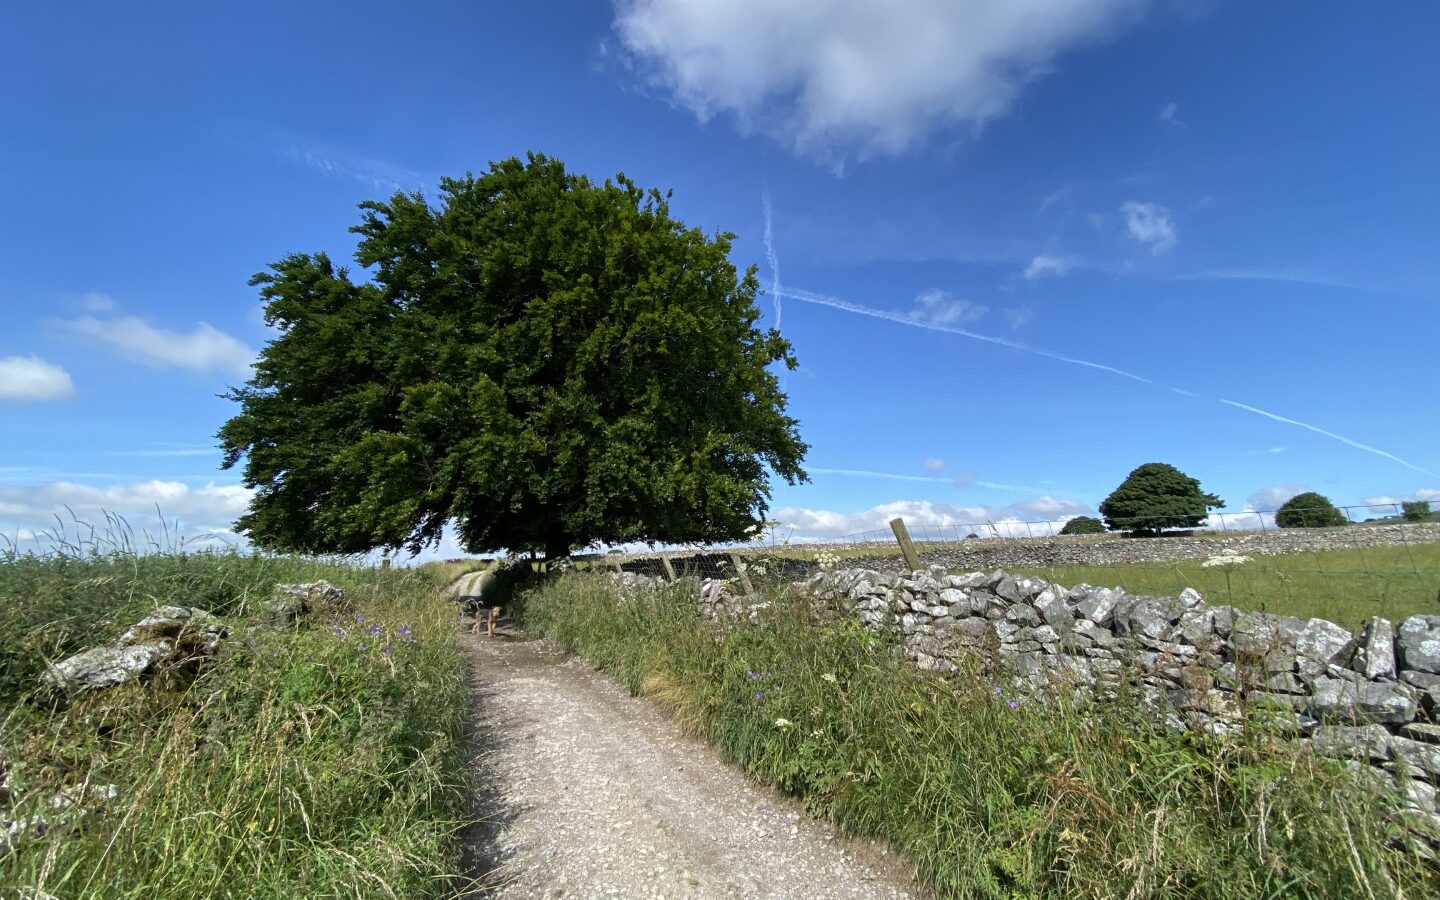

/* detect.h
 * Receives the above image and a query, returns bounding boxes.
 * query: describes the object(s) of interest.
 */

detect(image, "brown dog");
[454,561,504,637]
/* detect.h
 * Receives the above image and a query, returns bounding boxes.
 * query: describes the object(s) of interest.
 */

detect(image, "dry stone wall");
[606,565,1440,842]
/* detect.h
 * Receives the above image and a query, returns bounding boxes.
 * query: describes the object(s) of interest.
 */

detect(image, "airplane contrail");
[808,467,1041,493]
[778,286,1155,385]
[780,286,1435,477]
[761,189,781,330]
[1218,400,1436,477]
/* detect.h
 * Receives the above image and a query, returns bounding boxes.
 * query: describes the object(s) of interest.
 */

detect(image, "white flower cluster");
[1201,549,1253,568]
[813,550,842,571]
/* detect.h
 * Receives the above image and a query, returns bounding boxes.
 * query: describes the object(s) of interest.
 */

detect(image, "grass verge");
[1,548,470,899]
[525,574,1439,899]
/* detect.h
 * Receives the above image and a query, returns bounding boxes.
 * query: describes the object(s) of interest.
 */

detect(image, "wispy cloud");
[276,144,431,194]
[1121,201,1177,255]
[923,456,947,473]
[0,355,75,403]
[1158,101,1185,128]
[1038,184,1076,214]
[1245,445,1287,456]
[779,285,1435,475]
[64,315,255,379]
[1023,254,1073,280]
[1174,269,1381,294]
[112,447,219,458]
[807,466,1039,493]
[908,288,986,327]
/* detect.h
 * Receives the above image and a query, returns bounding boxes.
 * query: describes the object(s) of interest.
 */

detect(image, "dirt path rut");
[460,632,917,900]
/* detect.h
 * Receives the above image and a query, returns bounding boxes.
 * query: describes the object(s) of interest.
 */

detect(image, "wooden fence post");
[889,517,923,572]
[660,555,677,581]
[728,552,756,595]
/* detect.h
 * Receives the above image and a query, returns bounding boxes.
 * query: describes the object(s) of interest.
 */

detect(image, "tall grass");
[525,575,1439,899]
[1,538,471,898]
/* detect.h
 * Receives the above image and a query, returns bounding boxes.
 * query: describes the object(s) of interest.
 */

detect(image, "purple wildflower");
[993,685,1003,696]
[754,691,765,700]
[355,613,365,624]
[369,624,381,637]
[382,646,394,656]
[1008,699,1020,710]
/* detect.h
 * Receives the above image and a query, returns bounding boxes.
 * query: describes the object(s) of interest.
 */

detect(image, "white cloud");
[276,144,431,194]
[612,0,1153,163]
[777,497,1093,542]
[65,315,255,378]
[1010,495,1089,519]
[923,456,948,473]
[909,288,986,327]
[0,479,253,548]
[1247,484,1308,512]
[0,355,75,403]
[1245,446,1287,455]
[1363,489,1440,510]
[77,292,117,312]
[1023,254,1073,280]
[1038,184,1075,214]
[1121,201,1177,255]
[1002,306,1037,329]
[1158,101,1185,128]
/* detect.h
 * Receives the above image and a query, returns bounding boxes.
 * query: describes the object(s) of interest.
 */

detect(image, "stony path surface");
[459,631,917,900]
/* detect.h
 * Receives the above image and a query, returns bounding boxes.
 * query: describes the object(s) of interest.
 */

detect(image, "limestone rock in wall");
[1398,616,1440,674]
[1354,618,1398,681]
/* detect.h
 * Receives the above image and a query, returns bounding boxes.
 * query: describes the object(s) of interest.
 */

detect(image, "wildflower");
[993,685,1003,696]
[811,729,824,738]
[774,718,792,729]
[354,613,365,624]
[810,706,823,717]
[821,672,837,683]
[369,624,381,637]
[1008,699,1020,710]
[1201,549,1252,568]
[747,670,761,680]
[382,646,393,656]
[754,691,765,701]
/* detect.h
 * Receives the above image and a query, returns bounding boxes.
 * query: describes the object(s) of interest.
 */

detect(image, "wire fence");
[597,502,1440,627]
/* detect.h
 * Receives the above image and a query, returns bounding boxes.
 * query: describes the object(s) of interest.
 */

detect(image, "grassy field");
[1,545,472,898]
[743,540,1440,630]
[1012,543,1440,629]
[524,574,1439,899]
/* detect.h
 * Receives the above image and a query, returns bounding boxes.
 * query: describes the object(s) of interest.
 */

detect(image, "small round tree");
[1402,500,1434,523]
[1058,515,1106,535]
[1098,463,1224,536]
[1275,492,1348,528]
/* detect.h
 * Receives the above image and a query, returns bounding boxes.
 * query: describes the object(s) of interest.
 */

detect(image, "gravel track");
[459,631,917,900]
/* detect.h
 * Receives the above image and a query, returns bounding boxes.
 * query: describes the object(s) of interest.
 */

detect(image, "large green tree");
[1274,492,1348,528]
[1098,463,1224,536]
[220,154,808,558]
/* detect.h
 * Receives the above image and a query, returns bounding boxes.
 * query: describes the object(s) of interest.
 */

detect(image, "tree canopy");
[1402,500,1434,523]
[1097,463,1224,536]
[1274,492,1348,528]
[219,153,808,558]
[1058,515,1106,536]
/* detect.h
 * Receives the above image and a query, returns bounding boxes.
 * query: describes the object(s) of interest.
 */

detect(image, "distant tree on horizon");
[1098,463,1224,536]
[1275,492,1348,528]
[1402,500,1434,523]
[1058,515,1106,535]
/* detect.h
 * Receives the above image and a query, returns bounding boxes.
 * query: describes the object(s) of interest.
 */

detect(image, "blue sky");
[2,1,1437,555]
